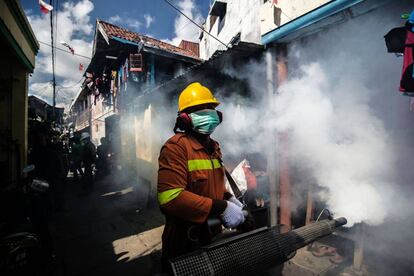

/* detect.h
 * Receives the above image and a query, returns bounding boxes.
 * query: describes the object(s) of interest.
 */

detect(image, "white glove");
[228,195,243,208]
[220,200,245,228]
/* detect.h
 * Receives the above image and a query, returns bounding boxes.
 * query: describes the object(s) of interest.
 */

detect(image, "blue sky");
[21,0,210,107]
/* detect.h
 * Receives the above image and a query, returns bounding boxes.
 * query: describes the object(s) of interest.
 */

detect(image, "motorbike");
[0,165,53,275]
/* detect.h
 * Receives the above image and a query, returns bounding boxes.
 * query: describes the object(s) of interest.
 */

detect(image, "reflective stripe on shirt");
[187,159,221,172]
[158,188,184,205]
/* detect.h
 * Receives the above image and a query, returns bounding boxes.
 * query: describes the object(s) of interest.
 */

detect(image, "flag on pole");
[39,0,53,14]
[79,63,84,71]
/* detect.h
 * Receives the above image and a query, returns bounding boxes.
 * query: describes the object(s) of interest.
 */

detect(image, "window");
[209,1,227,34]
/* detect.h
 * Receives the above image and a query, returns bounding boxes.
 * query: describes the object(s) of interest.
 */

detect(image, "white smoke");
[213,2,412,227]
[272,63,393,226]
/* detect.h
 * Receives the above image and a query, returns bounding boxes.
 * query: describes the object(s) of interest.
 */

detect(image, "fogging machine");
[169,217,347,276]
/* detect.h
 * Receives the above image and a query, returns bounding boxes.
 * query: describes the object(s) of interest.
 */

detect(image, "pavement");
[49,172,164,276]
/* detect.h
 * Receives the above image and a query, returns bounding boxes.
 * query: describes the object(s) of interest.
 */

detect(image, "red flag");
[39,0,53,14]
[79,63,84,71]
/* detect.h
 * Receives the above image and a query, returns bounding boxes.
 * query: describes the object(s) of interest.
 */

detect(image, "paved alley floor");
[49,173,164,276]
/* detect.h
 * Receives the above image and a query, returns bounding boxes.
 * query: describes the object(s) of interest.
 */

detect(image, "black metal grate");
[170,218,346,276]
[170,228,286,276]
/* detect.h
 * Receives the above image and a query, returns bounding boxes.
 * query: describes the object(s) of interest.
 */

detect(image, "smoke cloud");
[213,2,412,228]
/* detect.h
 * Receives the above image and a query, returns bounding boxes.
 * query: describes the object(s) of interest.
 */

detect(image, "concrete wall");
[260,0,331,36]
[0,0,38,188]
[90,95,114,146]
[0,0,37,70]
[0,40,29,187]
[199,0,262,60]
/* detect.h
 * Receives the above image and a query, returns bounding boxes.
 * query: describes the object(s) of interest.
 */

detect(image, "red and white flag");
[39,0,53,14]
[79,63,84,71]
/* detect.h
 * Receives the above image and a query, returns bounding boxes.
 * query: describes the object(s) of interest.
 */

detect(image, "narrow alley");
[50,174,164,276]
[2,0,414,275]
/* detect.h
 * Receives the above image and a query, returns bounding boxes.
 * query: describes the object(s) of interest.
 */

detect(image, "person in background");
[70,135,84,180]
[80,132,96,193]
[96,137,110,178]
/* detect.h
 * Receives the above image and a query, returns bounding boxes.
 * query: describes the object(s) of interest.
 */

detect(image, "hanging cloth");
[400,30,414,93]
[124,58,129,79]
[400,11,414,94]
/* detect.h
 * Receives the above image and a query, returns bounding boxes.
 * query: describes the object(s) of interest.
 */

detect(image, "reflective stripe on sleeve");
[158,188,184,205]
[188,159,222,172]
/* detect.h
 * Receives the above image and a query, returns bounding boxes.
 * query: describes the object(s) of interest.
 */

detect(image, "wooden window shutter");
[130,54,143,72]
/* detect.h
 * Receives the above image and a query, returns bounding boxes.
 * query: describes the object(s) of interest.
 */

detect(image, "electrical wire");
[38,41,92,59]
[57,77,84,89]
[162,0,229,49]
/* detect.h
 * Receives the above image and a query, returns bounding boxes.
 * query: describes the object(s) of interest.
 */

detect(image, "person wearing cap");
[157,82,245,267]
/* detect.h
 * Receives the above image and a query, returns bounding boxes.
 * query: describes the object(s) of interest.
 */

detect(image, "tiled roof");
[98,20,200,60]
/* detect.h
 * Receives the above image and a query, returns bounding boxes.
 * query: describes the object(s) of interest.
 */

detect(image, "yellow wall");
[0,0,37,69]
[0,42,29,186]
[0,0,38,188]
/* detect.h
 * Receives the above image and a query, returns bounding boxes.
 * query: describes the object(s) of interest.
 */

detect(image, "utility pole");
[50,0,56,120]
[265,47,278,227]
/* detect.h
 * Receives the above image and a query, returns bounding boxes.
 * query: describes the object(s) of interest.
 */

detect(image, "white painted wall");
[199,0,262,60]
[260,0,331,36]
[277,0,331,25]
[91,95,114,146]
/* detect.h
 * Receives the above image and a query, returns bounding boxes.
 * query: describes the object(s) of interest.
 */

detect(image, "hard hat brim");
[179,98,220,112]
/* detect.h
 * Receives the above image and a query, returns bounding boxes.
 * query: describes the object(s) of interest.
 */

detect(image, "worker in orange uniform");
[157,82,245,268]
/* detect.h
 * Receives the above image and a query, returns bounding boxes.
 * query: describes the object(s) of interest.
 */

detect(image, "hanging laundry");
[124,58,129,79]
[39,0,53,14]
[400,11,414,94]
[101,73,111,96]
[384,27,406,53]
[117,69,122,96]
[111,70,117,96]
[385,10,414,94]
[119,68,123,83]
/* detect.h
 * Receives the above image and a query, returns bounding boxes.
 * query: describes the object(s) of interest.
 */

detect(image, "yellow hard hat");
[178,82,220,112]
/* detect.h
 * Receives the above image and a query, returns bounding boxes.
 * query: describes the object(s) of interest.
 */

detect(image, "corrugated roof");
[98,20,200,60]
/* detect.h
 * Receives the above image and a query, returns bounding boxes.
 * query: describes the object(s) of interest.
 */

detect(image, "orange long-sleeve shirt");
[157,133,226,261]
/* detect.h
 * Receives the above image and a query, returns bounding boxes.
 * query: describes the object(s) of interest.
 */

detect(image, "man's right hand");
[220,200,245,228]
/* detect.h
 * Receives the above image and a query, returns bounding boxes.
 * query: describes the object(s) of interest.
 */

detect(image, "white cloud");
[164,0,204,46]
[107,14,143,31]
[126,19,143,30]
[108,15,122,24]
[144,14,154,28]
[27,0,94,107]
